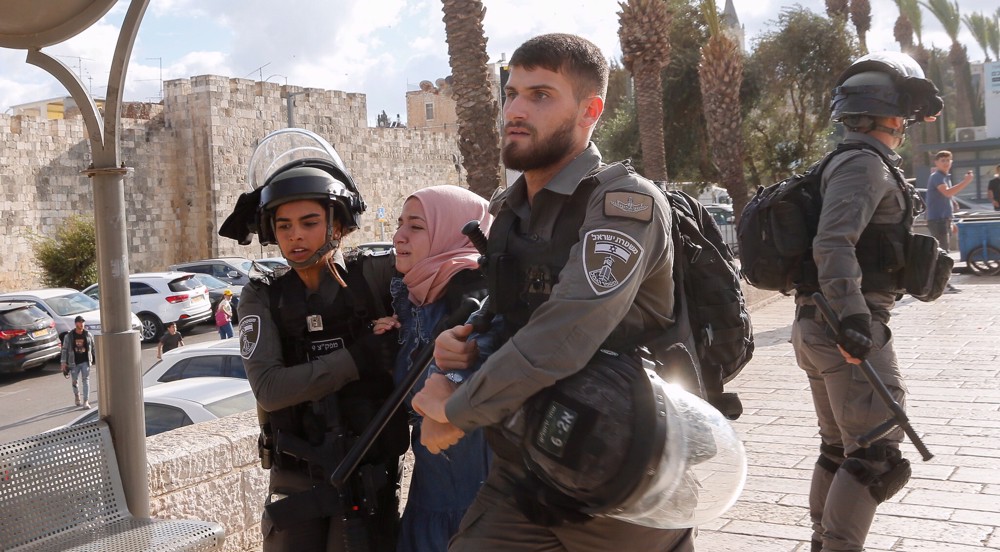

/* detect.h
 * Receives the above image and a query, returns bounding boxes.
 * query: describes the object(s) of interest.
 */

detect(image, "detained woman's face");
[393,197,431,275]
[274,199,339,265]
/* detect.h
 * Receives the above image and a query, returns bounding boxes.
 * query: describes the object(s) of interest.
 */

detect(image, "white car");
[143,339,244,388]
[83,272,212,343]
[169,257,254,287]
[0,288,142,341]
[66,377,256,437]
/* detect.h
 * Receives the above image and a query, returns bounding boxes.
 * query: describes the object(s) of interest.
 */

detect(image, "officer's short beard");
[503,116,577,172]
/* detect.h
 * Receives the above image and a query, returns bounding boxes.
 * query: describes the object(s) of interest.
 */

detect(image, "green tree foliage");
[743,7,856,187]
[33,215,98,290]
[595,0,711,183]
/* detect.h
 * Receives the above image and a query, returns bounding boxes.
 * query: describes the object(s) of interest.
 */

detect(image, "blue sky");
[0,0,994,125]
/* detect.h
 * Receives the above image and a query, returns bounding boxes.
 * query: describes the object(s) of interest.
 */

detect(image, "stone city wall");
[0,76,462,291]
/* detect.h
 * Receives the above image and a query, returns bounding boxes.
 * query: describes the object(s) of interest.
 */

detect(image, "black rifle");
[329,296,486,489]
[811,293,933,461]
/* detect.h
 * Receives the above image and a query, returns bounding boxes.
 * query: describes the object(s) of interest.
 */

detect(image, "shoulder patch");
[239,315,261,359]
[581,229,644,295]
[604,191,654,222]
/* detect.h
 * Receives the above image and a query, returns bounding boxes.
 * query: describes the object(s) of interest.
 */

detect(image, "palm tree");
[698,0,748,217]
[826,0,849,26]
[618,0,672,182]
[963,12,994,61]
[990,9,1000,60]
[441,0,502,199]
[850,0,872,54]
[920,0,974,128]
[892,0,915,53]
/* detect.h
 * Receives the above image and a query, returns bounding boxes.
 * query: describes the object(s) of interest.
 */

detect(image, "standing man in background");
[60,315,95,409]
[925,150,972,293]
[987,164,1000,211]
[925,150,973,252]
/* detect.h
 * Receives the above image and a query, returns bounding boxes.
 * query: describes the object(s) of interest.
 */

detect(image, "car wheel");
[138,313,164,343]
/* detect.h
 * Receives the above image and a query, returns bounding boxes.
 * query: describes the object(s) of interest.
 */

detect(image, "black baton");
[330,296,485,488]
[811,293,933,461]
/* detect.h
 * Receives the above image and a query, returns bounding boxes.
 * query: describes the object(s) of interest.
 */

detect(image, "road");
[0,321,223,443]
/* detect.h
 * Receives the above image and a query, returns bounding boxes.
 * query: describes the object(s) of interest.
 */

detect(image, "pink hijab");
[401,186,493,306]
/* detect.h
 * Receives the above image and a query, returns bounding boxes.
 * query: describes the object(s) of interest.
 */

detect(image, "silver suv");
[83,272,212,342]
[168,258,253,286]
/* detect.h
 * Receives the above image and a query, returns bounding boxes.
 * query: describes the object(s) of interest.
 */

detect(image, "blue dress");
[390,277,491,552]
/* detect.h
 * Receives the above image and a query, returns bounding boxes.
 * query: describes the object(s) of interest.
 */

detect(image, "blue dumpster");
[956,218,1000,276]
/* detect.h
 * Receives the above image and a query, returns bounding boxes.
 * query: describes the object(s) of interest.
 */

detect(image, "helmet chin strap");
[875,119,907,148]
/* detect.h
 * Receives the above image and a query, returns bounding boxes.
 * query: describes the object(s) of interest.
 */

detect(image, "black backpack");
[579,163,753,419]
[737,143,877,294]
[654,186,753,419]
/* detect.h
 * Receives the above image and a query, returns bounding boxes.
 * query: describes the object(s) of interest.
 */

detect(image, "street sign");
[376,206,386,222]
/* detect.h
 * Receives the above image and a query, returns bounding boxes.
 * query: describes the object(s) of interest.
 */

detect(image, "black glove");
[348,330,399,381]
[838,313,873,360]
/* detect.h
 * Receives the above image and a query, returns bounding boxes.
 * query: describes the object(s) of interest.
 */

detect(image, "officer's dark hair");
[508,33,609,102]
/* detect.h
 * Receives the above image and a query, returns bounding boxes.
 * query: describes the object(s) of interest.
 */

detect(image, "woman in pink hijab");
[380,185,492,552]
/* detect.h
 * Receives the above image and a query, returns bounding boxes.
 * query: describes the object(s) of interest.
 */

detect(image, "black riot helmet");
[831,51,943,126]
[218,128,366,268]
[505,348,746,528]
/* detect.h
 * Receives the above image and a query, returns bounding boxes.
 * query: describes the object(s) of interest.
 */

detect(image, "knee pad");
[841,452,911,503]
[817,443,844,474]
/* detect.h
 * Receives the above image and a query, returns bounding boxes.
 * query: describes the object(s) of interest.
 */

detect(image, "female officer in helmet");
[220,128,406,552]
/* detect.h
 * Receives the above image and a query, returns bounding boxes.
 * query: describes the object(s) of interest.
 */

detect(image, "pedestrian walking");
[216,289,235,339]
[60,315,95,409]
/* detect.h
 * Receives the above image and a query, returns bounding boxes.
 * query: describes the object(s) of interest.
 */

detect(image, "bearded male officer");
[412,33,692,551]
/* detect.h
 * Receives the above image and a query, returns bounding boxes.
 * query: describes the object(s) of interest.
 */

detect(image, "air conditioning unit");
[955,126,987,142]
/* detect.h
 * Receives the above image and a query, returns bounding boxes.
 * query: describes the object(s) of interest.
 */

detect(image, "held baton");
[811,293,933,461]
[329,296,485,489]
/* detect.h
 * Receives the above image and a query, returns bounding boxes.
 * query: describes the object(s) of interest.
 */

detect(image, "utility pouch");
[258,432,273,470]
[770,201,810,255]
[904,233,953,302]
[487,253,520,315]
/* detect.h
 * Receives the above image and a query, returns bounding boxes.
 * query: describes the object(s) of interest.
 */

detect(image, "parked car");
[358,242,394,253]
[168,257,254,286]
[142,339,244,388]
[83,272,212,343]
[188,274,241,324]
[0,301,61,373]
[0,288,141,341]
[703,203,738,254]
[66,377,255,437]
[254,257,288,271]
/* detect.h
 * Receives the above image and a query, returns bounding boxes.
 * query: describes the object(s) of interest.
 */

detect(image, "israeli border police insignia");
[240,315,261,359]
[604,191,653,222]
[582,229,644,295]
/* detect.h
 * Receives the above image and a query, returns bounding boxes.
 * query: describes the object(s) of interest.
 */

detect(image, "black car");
[189,274,241,323]
[0,301,61,373]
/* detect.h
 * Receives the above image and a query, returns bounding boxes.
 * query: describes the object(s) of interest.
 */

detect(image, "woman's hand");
[372,315,400,335]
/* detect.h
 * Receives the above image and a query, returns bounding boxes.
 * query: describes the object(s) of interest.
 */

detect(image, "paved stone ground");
[695,271,1000,551]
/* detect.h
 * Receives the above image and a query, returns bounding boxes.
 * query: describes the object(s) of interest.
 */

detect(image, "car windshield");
[203,390,257,418]
[238,261,253,273]
[191,274,228,290]
[45,292,100,316]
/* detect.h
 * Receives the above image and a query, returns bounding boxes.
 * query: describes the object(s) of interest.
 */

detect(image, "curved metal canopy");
[0,0,117,49]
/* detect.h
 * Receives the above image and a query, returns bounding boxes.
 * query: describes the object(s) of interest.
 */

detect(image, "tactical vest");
[486,177,600,335]
[264,259,405,475]
[799,155,916,296]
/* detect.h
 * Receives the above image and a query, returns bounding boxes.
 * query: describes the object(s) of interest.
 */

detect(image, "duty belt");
[796,304,890,324]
